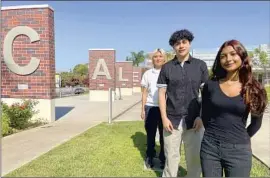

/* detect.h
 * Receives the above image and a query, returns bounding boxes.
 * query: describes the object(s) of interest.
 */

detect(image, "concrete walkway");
[1,93,141,176]
[115,103,270,168]
[250,107,270,167]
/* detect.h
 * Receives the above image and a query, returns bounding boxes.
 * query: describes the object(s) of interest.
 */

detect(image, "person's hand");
[141,110,145,120]
[192,117,203,132]
[162,117,174,133]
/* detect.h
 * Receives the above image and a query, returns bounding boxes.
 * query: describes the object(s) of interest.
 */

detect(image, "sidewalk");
[250,108,270,167]
[2,93,141,176]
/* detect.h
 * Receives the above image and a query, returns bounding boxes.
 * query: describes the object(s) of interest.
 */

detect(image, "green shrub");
[2,112,12,136]
[5,100,39,130]
[1,101,9,113]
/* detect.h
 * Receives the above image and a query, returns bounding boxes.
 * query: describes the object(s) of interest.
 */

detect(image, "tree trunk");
[264,67,268,85]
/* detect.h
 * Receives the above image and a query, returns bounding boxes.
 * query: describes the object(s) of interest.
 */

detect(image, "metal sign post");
[108,88,112,124]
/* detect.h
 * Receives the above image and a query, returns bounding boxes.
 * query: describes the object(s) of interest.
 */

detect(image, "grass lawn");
[5,121,270,177]
[265,86,270,101]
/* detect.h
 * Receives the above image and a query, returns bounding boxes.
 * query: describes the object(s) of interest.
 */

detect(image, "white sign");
[3,26,41,75]
[18,84,28,90]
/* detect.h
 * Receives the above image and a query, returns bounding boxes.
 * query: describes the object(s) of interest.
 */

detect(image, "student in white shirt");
[141,48,167,169]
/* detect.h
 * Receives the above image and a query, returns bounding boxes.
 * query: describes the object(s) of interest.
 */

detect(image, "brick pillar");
[88,49,115,101]
[1,4,56,122]
[132,66,143,93]
[115,61,133,97]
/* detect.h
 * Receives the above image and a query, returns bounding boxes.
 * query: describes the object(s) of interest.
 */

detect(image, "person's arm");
[157,65,168,120]
[157,65,173,132]
[140,72,148,120]
[201,61,209,85]
[201,81,211,128]
[141,87,148,120]
[158,87,168,122]
[199,61,209,97]
[246,113,263,137]
[193,62,209,130]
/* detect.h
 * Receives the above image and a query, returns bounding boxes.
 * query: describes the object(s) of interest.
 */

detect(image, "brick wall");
[115,62,133,88]
[89,50,115,90]
[1,6,55,99]
[132,66,143,87]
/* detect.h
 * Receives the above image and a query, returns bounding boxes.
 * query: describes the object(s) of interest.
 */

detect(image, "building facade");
[145,44,270,85]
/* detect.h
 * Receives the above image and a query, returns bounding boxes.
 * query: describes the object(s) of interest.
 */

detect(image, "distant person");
[200,39,268,177]
[141,48,167,169]
[157,29,209,177]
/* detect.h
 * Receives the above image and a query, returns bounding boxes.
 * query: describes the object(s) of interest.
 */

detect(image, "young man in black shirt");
[157,29,209,177]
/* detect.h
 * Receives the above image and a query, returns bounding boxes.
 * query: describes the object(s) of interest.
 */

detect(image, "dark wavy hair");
[169,29,194,47]
[211,39,268,115]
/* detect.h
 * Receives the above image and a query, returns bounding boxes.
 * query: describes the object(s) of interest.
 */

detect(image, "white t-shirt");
[141,68,161,106]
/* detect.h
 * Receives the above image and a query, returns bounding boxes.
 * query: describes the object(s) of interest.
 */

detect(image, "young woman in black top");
[200,39,268,177]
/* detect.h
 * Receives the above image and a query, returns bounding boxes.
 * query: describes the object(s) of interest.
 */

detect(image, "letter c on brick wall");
[3,26,40,75]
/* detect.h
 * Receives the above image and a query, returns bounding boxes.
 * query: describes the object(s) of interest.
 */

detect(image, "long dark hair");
[212,40,268,115]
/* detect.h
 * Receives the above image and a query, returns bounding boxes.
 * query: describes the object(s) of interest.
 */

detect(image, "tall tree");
[249,48,269,85]
[166,50,175,61]
[60,72,73,87]
[73,63,88,76]
[126,50,146,66]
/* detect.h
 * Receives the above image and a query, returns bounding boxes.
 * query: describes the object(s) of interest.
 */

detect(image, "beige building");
[144,44,270,85]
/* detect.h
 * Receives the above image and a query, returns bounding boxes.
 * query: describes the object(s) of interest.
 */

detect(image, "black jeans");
[144,105,165,162]
[200,135,252,177]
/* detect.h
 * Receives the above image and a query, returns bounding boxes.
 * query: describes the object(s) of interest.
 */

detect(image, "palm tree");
[126,50,146,66]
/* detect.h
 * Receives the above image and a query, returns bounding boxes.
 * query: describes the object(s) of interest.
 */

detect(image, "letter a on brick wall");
[3,26,41,75]
[92,58,112,79]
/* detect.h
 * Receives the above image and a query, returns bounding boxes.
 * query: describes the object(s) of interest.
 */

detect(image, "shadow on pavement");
[55,106,75,120]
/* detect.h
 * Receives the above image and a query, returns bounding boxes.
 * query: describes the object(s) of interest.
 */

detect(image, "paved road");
[55,87,88,97]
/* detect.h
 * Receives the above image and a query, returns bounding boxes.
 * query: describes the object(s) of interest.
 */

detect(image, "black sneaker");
[145,157,154,169]
[160,160,165,169]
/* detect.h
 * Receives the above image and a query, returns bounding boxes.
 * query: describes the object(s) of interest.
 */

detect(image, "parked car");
[74,87,85,95]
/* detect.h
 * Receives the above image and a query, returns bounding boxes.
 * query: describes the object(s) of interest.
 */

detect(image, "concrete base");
[1,98,55,123]
[115,87,133,97]
[133,87,141,93]
[89,90,115,102]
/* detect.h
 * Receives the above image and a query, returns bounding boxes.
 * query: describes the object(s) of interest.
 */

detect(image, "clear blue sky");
[2,1,270,71]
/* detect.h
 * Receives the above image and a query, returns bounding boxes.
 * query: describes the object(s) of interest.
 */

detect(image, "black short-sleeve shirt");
[157,55,209,129]
[201,79,263,143]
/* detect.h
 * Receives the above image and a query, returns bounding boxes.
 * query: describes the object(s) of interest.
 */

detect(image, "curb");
[112,100,141,121]
[252,154,270,170]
